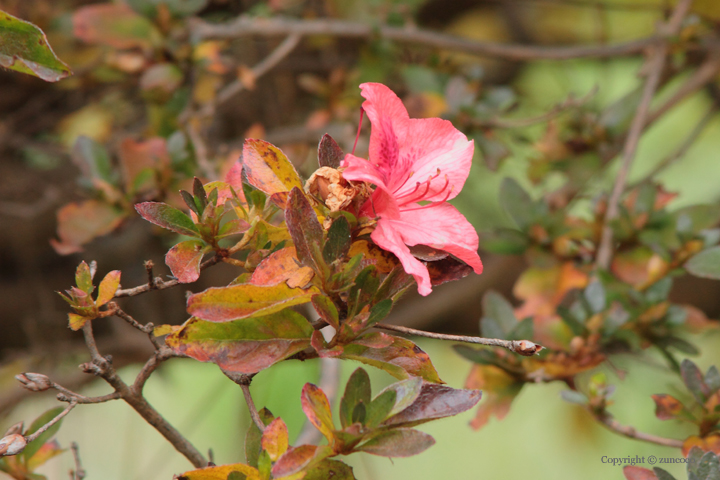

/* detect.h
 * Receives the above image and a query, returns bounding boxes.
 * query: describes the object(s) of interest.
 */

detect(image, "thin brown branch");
[131,347,178,395]
[195,33,302,121]
[595,0,693,270]
[69,442,86,480]
[107,303,163,350]
[144,260,155,290]
[220,370,265,431]
[374,323,543,356]
[190,17,665,61]
[593,411,684,448]
[114,255,221,298]
[24,400,77,443]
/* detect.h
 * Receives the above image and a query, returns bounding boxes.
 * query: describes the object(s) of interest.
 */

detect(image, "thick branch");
[190,17,664,61]
[595,0,693,270]
[374,323,543,356]
[593,411,684,448]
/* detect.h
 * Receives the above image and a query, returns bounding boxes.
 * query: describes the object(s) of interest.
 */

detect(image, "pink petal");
[386,202,483,275]
[341,153,390,190]
[371,218,433,296]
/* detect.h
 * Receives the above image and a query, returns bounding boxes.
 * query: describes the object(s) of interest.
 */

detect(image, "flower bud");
[15,373,52,392]
[513,340,544,356]
[0,434,27,456]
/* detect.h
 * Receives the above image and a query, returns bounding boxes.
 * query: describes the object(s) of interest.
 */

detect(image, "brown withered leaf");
[651,394,687,421]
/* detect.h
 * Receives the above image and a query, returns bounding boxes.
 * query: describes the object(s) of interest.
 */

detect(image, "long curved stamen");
[401,185,455,212]
[396,170,448,207]
[352,107,365,156]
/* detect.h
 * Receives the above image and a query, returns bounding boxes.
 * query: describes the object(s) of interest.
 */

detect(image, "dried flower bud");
[305,167,360,212]
[0,434,27,456]
[513,340,544,356]
[16,373,52,392]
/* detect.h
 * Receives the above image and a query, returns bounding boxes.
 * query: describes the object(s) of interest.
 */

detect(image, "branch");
[194,33,302,121]
[24,400,77,443]
[69,442,86,480]
[595,0,693,270]
[114,255,221,298]
[374,323,543,356]
[221,371,265,431]
[107,303,163,350]
[190,16,665,61]
[593,410,684,448]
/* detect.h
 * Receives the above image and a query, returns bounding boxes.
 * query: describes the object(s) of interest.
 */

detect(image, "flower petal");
[371,218,433,296]
[385,202,483,275]
[341,153,389,190]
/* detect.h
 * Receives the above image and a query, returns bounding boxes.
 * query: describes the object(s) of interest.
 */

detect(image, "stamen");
[352,107,365,156]
[402,186,454,211]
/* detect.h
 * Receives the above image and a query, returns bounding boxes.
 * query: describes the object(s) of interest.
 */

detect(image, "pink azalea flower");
[342,83,483,296]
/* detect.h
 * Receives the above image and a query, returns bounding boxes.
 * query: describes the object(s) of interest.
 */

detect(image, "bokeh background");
[2,0,720,479]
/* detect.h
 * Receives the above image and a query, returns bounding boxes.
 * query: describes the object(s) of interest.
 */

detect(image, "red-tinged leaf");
[72,4,160,50]
[187,282,318,323]
[175,463,260,480]
[623,465,659,480]
[224,160,246,200]
[96,270,120,306]
[682,434,720,456]
[51,200,126,254]
[118,137,170,195]
[26,439,63,471]
[383,383,481,428]
[166,312,313,374]
[464,364,524,430]
[68,313,90,331]
[311,295,340,330]
[311,330,343,357]
[651,394,687,421]
[250,247,315,288]
[285,188,325,275]
[303,459,356,480]
[340,335,443,383]
[166,240,209,283]
[351,332,394,348]
[318,134,344,169]
[0,11,72,82]
[272,445,331,478]
[75,261,93,294]
[301,384,335,442]
[261,417,288,461]
[135,202,200,237]
[268,191,290,210]
[356,428,435,457]
[242,139,303,196]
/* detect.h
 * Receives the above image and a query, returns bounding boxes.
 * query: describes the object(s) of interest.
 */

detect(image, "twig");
[593,411,684,448]
[115,255,221,298]
[131,347,178,395]
[195,33,302,121]
[374,323,543,356]
[107,303,163,350]
[595,0,693,270]
[473,87,597,129]
[221,370,265,431]
[144,260,156,290]
[80,322,208,468]
[187,120,216,180]
[190,17,667,61]
[24,400,77,443]
[69,442,86,480]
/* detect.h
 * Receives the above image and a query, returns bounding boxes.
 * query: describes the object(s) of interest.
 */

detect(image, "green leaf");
[165,240,209,284]
[482,291,517,334]
[21,407,65,461]
[323,216,351,266]
[364,389,396,429]
[135,202,200,237]
[75,261,94,294]
[340,368,372,429]
[499,178,534,229]
[376,377,423,418]
[480,317,505,340]
[705,366,720,393]
[479,228,529,254]
[311,295,340,330]
[192,177,208,214]
[686,246,720,279]
[507,317,533,341]
[652,468,678,480]
[340,335,442,383]
[242,139,303,196]
[0,10,71,82]
[127,0,209,17]
[71,136,114,184]
[681,359,710,404]
[245,408,274,467]
[187,282,318,322]
[96,270,120,306]
[303,459,356,480]
[559,390,588,405]
[285,188,326,276]
[584,280,606,314]
[165,312,313,374]
[301,384,335,442]
[356,428,434,457]
[383,384,482,428]
[366,299,393,329]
